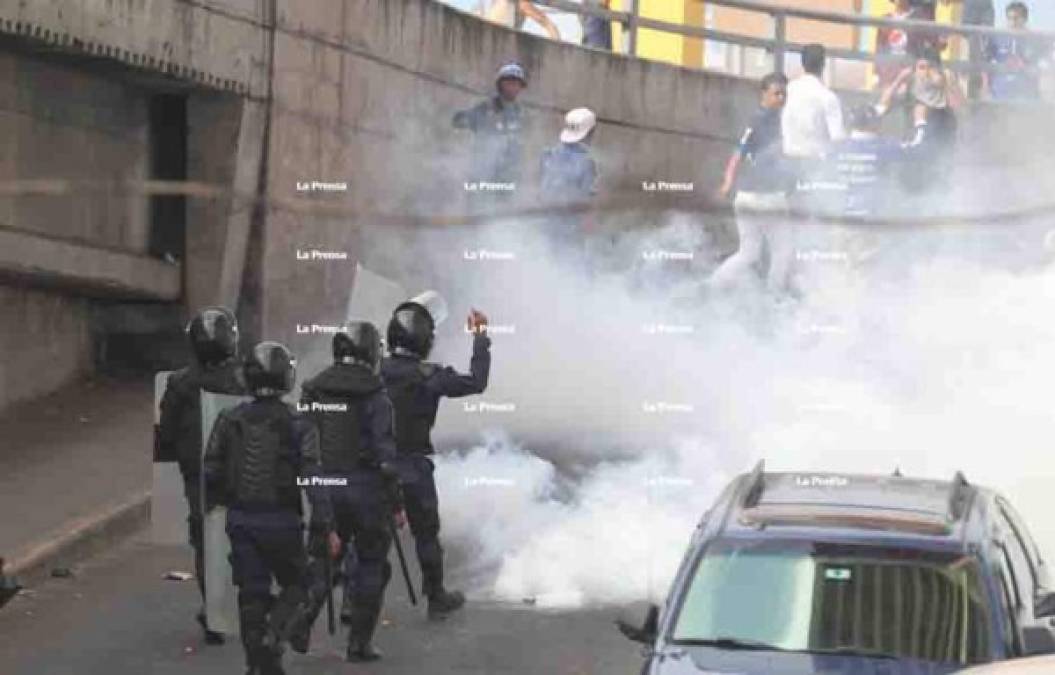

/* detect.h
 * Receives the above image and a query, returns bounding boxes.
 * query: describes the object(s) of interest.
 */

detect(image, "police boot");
[267,584,313,654]
[250,648,286,675]
[426,588,465,621]
[340,592,354,625]
[345,603,383,662]
[196,610,226,645]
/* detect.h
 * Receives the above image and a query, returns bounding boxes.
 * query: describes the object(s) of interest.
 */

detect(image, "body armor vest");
[384,361,439,455]
[227,402,301,513]
[310,392,368,473]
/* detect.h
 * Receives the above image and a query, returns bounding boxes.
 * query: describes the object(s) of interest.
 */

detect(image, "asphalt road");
[0,534,645,674]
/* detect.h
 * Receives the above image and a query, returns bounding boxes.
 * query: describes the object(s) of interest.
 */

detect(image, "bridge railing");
[512,0,1055,94]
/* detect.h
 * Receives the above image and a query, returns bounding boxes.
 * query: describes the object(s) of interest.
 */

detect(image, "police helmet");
[386,291,448,359]
[387,304,434,359]
[186,306,239,366]
[243,341,296,397]
[333,322,382,373]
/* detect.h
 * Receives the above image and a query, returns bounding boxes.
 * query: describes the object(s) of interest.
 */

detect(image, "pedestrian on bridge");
[710,72,792,291]
[539,106,599,254]
[782,44,847,293]
[452,62,528,203]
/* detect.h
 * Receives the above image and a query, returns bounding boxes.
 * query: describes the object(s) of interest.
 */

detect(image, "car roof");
[714,462,993,550]
[956,655,1055,674]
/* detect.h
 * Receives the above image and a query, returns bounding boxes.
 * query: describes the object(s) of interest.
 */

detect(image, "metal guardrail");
[522,0,1055,86]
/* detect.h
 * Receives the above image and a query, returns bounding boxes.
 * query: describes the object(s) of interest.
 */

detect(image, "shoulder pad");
[418,362,440,379]
[168,366,193,387]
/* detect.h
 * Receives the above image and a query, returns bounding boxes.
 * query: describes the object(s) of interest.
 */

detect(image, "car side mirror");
[1022,625,1055,656]
[616,603,659,645]
[1035,590,1055,619]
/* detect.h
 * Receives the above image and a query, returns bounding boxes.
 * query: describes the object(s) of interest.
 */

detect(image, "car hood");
[650,646,964,675]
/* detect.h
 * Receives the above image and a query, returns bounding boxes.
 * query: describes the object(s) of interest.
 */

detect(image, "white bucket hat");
[560,107,597,144]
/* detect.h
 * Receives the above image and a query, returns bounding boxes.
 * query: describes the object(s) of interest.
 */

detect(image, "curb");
[6,489,151,586]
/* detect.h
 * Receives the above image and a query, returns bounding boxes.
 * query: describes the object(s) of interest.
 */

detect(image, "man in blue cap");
[453,62,528,200]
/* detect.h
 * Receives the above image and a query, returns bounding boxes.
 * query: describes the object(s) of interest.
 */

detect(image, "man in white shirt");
[782,44,846,162]
[779,44,848,297]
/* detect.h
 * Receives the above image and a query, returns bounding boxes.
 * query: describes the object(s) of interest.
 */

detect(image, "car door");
[996,503,1055,652]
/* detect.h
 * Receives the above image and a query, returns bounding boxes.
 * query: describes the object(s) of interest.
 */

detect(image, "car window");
[670,539,991,666]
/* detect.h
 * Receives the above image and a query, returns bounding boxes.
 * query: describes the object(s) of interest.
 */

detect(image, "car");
[956,654,1055,673]
[618,462,1055,674]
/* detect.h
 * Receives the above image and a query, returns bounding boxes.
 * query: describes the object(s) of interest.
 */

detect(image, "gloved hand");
[308,527,337,558]
[379,462,405,513]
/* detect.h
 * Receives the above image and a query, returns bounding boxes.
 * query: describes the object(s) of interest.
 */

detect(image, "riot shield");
[151,371,186,545]
[201,391,251,634]
[345,262,407,330]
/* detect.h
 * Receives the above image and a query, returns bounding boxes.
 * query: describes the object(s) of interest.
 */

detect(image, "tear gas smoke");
[349,201,1055,609]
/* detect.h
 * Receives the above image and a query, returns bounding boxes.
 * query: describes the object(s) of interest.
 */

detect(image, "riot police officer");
[381,292,491,620]
[157,306,246,644]
[452,62,528,194]
[291,323,406,662]
[203,342,337,675]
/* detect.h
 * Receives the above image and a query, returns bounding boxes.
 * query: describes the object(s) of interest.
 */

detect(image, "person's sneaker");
[196,611,225,645]
[427,589,465,621]
[346,642,382,662]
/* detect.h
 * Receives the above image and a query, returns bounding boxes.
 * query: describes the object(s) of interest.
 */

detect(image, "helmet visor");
[408,290,449,327]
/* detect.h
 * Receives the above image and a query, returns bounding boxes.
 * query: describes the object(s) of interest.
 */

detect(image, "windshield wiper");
[803,646,898,660]
[676,637,789,652]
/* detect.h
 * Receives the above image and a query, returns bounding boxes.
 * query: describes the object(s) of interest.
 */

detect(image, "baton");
[390,518,418,606]
[324,544,336,635]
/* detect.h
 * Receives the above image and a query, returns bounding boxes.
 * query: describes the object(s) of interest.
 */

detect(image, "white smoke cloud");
[359,212,1055,609]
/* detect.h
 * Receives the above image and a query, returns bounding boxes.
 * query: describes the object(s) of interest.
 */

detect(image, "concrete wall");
[0,287,93,410]
[0,0,271,409]
[259,0,761,352]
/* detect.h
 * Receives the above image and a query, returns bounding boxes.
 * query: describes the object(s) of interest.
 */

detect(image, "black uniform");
[203,398,333,674]
[157,361,245,614]
[296,363,400,654]
[380,333,491,600]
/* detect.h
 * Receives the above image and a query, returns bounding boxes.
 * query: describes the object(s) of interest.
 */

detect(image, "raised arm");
[426,332,491,399]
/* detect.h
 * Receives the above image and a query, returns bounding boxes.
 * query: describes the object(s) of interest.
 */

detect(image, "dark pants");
[397,454,446,598]
[227,509,307,671]
[963,6,995,99]
[302,473,393,644]
[181,470,207,604]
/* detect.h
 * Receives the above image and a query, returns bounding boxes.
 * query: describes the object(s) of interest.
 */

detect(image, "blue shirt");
[539,142,598,203]
[736,107,786,193]
[986,33,1046,100]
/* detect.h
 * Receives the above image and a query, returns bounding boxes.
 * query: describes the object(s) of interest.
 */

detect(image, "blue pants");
[396,454,445,598]
[302,473,393,645]
[226,510,307,669]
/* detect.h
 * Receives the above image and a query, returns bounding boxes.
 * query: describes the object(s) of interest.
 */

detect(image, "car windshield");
[671,539,991,667]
